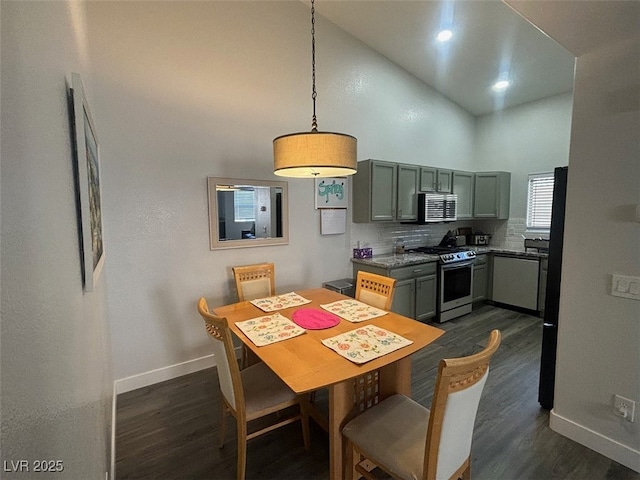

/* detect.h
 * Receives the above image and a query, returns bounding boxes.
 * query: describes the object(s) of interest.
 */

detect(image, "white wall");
[508,1,640,471]
[1,2,113,478]
[475,92,573,217]
[80,1,476,384]
[470,93,573,250]
[552,36,640,469]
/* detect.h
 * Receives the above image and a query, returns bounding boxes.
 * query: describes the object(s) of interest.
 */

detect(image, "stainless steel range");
[408,246,476,323]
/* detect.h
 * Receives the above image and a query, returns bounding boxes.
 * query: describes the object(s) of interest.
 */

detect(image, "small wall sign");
[314,177,348,209]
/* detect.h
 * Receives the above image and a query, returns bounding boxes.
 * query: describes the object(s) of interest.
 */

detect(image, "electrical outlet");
[613,394,635,422]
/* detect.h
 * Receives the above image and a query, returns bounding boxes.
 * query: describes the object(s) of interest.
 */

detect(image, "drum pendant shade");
[272,0,357,178]
[273,131,357,178]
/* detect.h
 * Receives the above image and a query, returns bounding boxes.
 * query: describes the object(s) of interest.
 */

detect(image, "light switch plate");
[612,275,640,300]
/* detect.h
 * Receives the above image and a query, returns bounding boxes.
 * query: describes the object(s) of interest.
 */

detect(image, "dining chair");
[232,262,275,302]
[355,271,397,310]
[197,297,310,480]
[232,262,275,368]
[342,329,501,480]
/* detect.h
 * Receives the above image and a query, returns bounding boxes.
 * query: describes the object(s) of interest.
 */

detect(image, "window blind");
[234,190,256,222]
[526,172,554,230]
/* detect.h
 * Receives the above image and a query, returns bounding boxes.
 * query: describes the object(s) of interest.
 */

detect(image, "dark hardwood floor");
[116,304,639,480]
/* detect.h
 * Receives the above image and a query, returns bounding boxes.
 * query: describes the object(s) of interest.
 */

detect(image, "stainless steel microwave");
[417,193,457,223]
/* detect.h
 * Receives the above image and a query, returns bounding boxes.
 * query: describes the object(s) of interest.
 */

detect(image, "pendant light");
[273,0,357,178]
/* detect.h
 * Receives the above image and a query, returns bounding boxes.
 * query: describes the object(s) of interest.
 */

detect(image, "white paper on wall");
[321,209,346,235]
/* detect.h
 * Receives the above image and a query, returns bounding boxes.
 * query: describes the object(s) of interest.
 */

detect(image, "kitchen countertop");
[351,253,439,268]
[351,247,547,269]
[486,247,548,259]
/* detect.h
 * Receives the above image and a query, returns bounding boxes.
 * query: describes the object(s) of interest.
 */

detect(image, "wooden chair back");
[197,297,310,479]
[423,329,501,480]
[355,271,397,310]
[197,298,245,417]
[232,263,275,302]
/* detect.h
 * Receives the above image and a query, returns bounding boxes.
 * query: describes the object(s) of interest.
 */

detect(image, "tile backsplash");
[350,217,528,255]
[475,218,527,250]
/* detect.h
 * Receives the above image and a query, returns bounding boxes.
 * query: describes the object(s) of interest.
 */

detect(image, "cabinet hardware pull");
[412,269,422,273]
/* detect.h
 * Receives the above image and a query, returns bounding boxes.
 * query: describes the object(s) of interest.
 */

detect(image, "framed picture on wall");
[71,73,105,292]
[314,177,348,209]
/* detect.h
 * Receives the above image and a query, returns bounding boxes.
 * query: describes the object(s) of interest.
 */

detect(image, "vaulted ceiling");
[313,1,577,116]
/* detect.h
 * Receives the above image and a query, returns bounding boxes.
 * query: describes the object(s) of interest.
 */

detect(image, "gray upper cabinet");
[437,169,452,193]
[353,160,418,222]
[419,167,452,193]
[473,172,511,219]
[354,160,511,222]
[353,159,397,222]
[397,164,419,221]
[452,171,474,219]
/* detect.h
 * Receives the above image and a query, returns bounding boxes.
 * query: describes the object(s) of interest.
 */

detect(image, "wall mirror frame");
[207,177,289,250]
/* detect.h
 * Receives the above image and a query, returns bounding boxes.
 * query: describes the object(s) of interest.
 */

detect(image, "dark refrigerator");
[538,166,568,410]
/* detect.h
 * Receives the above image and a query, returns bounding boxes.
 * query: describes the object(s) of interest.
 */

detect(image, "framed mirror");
[208,177,289,250]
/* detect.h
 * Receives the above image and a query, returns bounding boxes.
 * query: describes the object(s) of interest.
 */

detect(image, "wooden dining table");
[214,287,445,480]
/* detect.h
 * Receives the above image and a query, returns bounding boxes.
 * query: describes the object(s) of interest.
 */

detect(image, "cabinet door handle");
[412,269,423,273]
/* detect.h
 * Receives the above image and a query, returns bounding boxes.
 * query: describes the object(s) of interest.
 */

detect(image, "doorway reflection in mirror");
[208,177,288,250]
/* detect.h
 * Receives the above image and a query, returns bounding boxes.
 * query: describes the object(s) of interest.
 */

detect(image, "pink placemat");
[292,308,341,330]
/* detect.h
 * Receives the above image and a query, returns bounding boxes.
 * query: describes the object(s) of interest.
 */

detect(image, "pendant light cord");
[311,0,318,132]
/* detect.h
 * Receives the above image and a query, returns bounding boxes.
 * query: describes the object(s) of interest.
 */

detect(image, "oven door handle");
[440,260,474,271]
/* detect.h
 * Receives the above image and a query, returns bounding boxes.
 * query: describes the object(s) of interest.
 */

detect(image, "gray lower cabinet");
[415,274,437,321]
[472,254,488,302]
[392,278,415,318]
[353,261,438,321]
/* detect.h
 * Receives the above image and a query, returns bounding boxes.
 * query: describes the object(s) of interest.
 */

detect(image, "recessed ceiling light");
[492,80,510,92]
[436,29,453,42]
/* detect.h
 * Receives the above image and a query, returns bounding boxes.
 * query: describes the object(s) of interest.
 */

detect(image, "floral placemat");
[250,292,312,312]
[320,299,388,323]
[321,325,413,364]
[235,313,306,347]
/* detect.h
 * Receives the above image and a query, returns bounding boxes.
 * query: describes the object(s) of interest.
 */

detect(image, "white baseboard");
[550,409,640,473]
[115,353,218,394]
